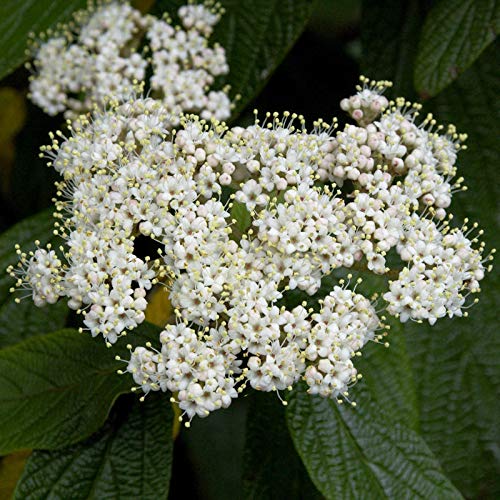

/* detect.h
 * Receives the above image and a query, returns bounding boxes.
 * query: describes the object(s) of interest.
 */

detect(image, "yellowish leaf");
[145,286,172,327]
[0,450,31,499]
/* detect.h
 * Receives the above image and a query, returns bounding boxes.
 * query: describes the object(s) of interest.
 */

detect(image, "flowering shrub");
[0,0,497,498]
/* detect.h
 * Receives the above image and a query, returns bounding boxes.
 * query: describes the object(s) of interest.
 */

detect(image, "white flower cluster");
[27,1,231,122]
[9,78,493,423]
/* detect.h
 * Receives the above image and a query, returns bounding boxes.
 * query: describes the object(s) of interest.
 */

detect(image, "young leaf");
[287,386,462,499]
[153,0,314,116]
[0,0,87,81]
[243,392,322,499]
[414,0,499,97]
[14,394,173,500]
[0,209,67,348]
[0,323,161,455]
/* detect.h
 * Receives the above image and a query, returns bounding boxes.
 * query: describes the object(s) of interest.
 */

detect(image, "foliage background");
[0,0,497,498]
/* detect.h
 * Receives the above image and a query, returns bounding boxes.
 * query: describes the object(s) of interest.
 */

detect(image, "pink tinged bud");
[219,173,231,185]
[223,162,235,174]
[352,109,364,121]
[422,193,435,205]
[206,154,219,167]
[392,157,405,173]
[360,145,371,157]
[333,166,345,178]
[370,99,382,111]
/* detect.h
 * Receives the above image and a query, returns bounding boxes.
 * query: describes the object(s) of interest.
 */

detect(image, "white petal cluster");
[10,78,492,422]
[27,1,231,123]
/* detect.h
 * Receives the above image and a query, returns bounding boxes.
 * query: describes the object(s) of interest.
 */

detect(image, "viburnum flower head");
[27,0,232,124]
[9,76,494,424]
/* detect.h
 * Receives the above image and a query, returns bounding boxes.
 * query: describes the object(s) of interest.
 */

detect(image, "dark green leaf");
[0,0,87,81]
[362,8,499,496]
[406,42,500,497]
[414,0,499,97]
[0,322,161,454]
[0,209,67,348]
[153,0,314,116]
[243,392,322,499]
[356,321,419,431]
[361,0,425,97]
[14,394,173,500]
[287,386,462,500]
[180,400,247,499]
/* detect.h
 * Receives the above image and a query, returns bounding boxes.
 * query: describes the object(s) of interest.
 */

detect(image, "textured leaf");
[0,209,67,348]
[0,323,161,454]
[362,9,499,496]
[287,386,462,500]
[414,0,499,97]
[153,0,314,116]
[243,392,322,499]
[406,42,500,497]
[0,0,87,80]
[361,0,425,97]
[356,322,419,432]
[14,394,173,500]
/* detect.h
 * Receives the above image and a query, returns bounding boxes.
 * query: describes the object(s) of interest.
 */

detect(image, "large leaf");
[14,394,173,500]
[0,323,161,454]
[243,392,322,499]
[0,0,87,81]
[287,386,462,500]
[414,0,499,97]
[361,0,425,97]
[406,42,500,498]
[153,0,314,116]
[362,8,499,496]
[0,209,67,348]
[356,322,419,432]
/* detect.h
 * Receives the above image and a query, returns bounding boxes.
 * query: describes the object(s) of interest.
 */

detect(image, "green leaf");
[361,0,425,97]
[14,394,173,500]
[287,386,462,500]
[406,42,500,498]
[243,392,322,499]
[361,10,499,496]
[414,0,499,97]
[0,323,161,455]
[153,0,314,116]
[0,209,67,348]
[230,200,251,237]
[356,321,419,432]
[0,0,87,81]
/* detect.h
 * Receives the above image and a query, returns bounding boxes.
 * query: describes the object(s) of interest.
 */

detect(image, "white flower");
[11,77,492,423]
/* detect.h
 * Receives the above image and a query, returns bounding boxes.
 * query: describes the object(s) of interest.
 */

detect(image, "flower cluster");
[27,1,231,123]
[9,78,493,423]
